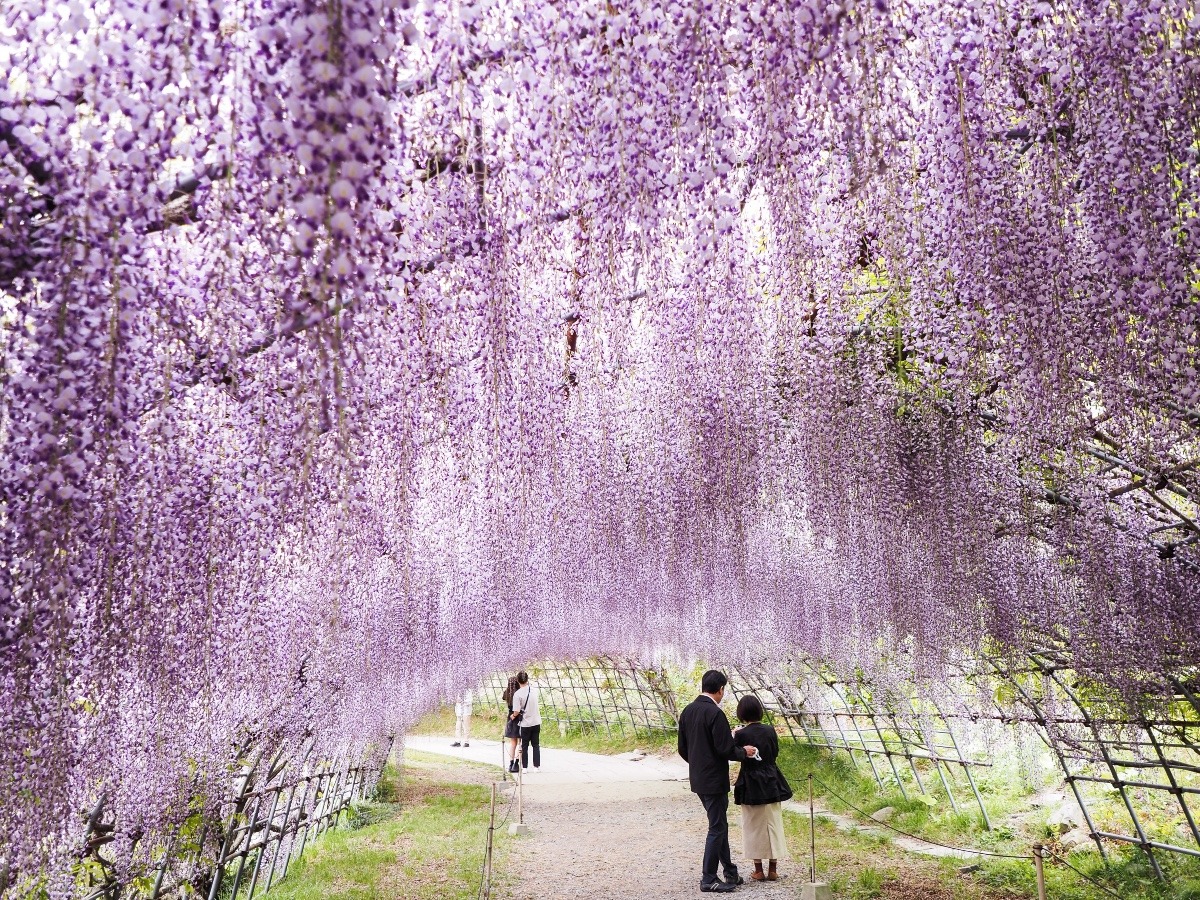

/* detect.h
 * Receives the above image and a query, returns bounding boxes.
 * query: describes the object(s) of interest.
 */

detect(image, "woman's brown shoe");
[750,872,767,882]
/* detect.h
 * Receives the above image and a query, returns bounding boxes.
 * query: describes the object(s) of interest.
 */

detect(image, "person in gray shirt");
[511,671,542,771]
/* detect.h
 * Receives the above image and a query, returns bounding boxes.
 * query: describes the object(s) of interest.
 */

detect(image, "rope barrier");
[497,781,518,828]
[475,781,517,900]
[474,800,491,900]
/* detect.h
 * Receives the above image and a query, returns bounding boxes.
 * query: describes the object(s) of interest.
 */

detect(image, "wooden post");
[484,783,497,899]
[809,774,816,883]
[1033,843,1047,900]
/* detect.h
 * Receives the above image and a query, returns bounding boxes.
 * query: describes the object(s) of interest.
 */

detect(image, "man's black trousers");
[519,724,541,768]
[698,792,735,885]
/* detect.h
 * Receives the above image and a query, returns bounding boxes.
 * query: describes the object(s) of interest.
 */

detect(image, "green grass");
[776,740,1003,849]
[853,865,886,898]
[549,722,678,756]
[403,748,502,776]
[978,850,1200,900]
[257,761,505,900]
[407,706,460,736]
[785,805,1004,899]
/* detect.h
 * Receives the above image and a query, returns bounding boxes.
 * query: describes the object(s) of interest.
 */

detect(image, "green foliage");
[6,875,50,900]
[409,701,678,756]
[980,847,1200,900]
[776,741,904,821]
[407,705,458,736]
[371,762,402,804]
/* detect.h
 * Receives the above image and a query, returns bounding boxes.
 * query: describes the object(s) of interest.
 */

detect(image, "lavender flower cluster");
[0,0,1196,890]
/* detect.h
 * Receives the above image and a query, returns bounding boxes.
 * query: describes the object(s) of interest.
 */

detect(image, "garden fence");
[73,737,391,900]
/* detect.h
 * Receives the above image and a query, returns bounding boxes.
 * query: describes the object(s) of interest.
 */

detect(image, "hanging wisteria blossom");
[0,0,1197,890]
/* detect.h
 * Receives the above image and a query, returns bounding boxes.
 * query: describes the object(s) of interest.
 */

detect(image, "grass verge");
[258,760,505,900]
[775,742,1200,899]
[547,723,678,756]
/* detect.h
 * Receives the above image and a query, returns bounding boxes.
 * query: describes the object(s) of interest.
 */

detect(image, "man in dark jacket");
[678,670,758,893]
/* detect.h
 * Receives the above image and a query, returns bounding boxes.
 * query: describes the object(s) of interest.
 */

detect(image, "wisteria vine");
[1,0,1198,891]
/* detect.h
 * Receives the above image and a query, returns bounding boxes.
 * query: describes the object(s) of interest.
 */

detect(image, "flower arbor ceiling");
[1,0,1198,884]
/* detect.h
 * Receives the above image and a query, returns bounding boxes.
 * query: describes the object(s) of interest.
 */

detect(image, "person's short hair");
[736,694,765,723]
[517,671,529,684]
[701,670,728,694]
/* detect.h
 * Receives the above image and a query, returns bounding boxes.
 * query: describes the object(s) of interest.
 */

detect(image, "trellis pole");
[246,782,283,898]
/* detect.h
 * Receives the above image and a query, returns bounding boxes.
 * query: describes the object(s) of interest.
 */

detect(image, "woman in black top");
[502,675,522,773]
[733,694,793,881]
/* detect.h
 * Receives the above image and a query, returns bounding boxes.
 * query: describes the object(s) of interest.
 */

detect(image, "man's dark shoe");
[700,881,736,893]
[451,741,461,747]
[723,872,745,886]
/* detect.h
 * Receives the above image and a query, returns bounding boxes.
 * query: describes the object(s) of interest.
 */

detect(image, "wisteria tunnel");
[1,0,1198,897]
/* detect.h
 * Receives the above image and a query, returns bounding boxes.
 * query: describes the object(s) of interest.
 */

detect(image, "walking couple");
[678,670,793,893]
[503,670,542,773]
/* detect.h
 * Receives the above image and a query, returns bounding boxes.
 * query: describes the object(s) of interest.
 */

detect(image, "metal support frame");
[483,657,678,738]
[976,646,1200,876]
[726,659,996,825]
[481,650,1200,879]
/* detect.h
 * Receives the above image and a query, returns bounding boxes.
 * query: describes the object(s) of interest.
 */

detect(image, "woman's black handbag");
[734,766,793,805]
[504,686,532,739]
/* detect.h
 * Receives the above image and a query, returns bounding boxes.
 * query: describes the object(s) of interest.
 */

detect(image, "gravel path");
[404,738,800,900]
[497,777,799,900]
